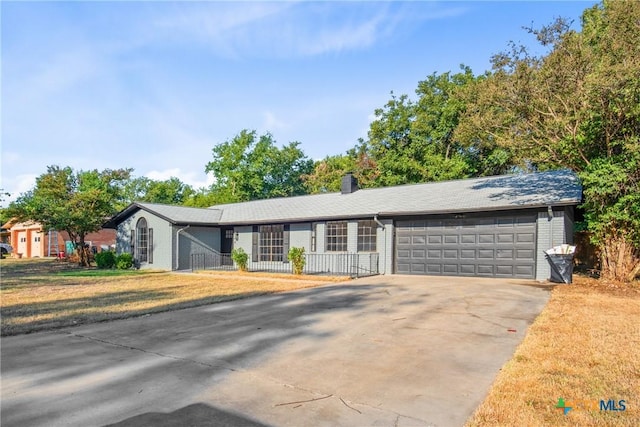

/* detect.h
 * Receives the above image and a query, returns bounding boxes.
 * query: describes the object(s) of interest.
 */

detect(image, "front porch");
[190,252,380,278]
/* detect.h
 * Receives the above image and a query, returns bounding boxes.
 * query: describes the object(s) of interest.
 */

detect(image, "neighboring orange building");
[3,220,115,258]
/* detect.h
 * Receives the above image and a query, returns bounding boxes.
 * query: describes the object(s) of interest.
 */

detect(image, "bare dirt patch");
[466,275,640,426]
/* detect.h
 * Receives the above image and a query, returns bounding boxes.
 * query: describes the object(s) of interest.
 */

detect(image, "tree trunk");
[78,234,89,267]
[599,235,640,282]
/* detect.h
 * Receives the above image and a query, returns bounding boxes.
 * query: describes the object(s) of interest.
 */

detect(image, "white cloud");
[262,111,289,132]
[0,174,38,207]
[144,168,214,190]
[143,2,462,58]
[293,7,390,56]
[1,151,21,164]
[150,2,293,57]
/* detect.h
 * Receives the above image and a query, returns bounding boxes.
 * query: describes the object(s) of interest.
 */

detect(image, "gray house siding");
[290,223,311,250]
[116,211,173,270]
[175,226,220,271]
[313,222,326,253]
[115,210,222,271]
[234,225,253,255]
[535,207,572,281]
[227,219,382,275]
[378,219,394,275]
[115,222,131,256]
[347,222,358,253]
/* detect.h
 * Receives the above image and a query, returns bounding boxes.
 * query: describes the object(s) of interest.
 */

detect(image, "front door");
[221,228,234,253]
[220,228,234,265]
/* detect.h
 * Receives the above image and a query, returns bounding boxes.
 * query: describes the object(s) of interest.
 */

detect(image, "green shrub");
[231,248,249,272]
[116,252,134,270]
[288,247,306,275]
[95,251,116,269]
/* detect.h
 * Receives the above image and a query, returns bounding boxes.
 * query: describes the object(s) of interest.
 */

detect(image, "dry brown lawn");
[3,259,639,426]
[0,258,347,336]
[466,276,640,426]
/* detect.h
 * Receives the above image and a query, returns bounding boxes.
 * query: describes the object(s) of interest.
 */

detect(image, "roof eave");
[103,204,142,229]
[378,200,581,217]
[172,222,221,227]
[218,213,380,226]
[104,203,180,228]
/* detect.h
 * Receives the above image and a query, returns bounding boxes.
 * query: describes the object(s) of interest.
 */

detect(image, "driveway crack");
[463,297,511,329]
[250,371,434,425]
[62,331,238,372]
[274,394,333,407]
[343,399,435,426]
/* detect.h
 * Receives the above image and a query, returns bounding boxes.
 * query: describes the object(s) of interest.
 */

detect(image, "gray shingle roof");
[107,170,581,227]
[106,202,222,227]
[214,169,582,224]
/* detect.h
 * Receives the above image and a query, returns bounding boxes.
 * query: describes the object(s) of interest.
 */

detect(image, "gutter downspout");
[374,214,386,275]
[373,214,385,230]
[545,206,553,282]
[547,205,554,248]
[176,225,190,271]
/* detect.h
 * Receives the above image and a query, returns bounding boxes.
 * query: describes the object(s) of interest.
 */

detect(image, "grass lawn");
[466,277,640,426]
[0,258,347,336]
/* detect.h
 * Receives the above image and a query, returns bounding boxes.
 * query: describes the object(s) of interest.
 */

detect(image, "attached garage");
[108,170,581,281]
[395,211,538,278]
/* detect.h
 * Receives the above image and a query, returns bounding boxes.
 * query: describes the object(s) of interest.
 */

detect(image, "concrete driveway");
[1,275,551,427]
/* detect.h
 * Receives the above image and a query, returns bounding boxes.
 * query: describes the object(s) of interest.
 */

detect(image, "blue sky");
[1,1,593,206]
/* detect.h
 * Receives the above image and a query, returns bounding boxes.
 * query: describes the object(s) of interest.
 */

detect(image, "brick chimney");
[341,173,359,194]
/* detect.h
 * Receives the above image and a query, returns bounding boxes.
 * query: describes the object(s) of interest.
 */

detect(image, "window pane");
[136,218,148,263]
[357,220,377,252]
[326,221,347,252]
[259,225,284,261]
[311,223,317,252]
[148,228,153,264]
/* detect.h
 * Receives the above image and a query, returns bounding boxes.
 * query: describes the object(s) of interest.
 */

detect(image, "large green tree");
[7,166,131,266]
[364,90,470,186]
[455,1,640,281]
[0,190,12,228]
[351,66,515,188]
[182,188,218,208]
[204,130,314,204]
[121,176,195,208]
[302,143,379,193]
[413,67,513,176]
[302,67,516,193]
